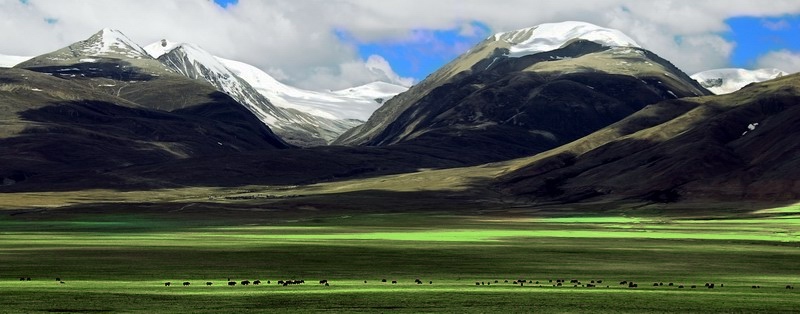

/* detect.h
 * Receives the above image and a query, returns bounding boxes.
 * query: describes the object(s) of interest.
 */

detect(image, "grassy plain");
[1,204,799,313]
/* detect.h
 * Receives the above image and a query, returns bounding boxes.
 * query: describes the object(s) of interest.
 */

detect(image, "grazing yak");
[228,281,236,286]
[241,280,250,286]
[164,282,171,287]
[319,280,328,285]
[183,282,190,286]
[206,282,213,286]
[253,280,261,285]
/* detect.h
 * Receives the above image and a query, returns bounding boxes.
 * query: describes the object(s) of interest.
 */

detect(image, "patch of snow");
[667,91,677,98]
[748,123,758,131]
[492,21,640,58]
[79,58,97,63]
[30,88,43,92]
[691,68,788,95]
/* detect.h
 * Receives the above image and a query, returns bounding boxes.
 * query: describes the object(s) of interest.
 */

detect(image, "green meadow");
[1,207,799,313]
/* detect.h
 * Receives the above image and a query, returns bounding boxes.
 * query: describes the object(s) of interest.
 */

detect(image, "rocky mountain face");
[691,68,788,95]
[334,22,710,163]
[2,29,289,188]
[497,73,800,203]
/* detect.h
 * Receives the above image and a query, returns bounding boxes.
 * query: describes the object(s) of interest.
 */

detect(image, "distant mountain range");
[2,22,797,204]
[6,29,407,146]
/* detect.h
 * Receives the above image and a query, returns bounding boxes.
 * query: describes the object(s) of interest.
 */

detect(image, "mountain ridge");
[691,68,788,95]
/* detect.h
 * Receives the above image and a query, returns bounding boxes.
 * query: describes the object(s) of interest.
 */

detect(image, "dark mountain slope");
[0,65,286,188]
[497,73,800,203]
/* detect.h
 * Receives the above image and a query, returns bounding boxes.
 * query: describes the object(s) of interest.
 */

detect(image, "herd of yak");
[15,277,796,290]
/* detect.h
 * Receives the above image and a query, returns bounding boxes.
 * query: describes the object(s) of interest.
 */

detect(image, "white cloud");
[756,50,800,73]
[762,19,791,31]
[1,0,800,90]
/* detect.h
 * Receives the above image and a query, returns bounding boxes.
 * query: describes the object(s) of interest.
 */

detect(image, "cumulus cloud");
[756,50,800,73]
[2,0,800,90]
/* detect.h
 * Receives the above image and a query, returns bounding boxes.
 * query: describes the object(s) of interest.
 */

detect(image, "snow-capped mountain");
[691,68,788,95]
[146,40,374,146]
[335,21,708,147]
[0,54,31,68]
[15,28,176,78]
[218,57,407,121]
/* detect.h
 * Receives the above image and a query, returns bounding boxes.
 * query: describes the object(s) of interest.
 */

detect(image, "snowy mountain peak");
[492,21,640,58]
[691,68,788,95]
[82,28,150,58]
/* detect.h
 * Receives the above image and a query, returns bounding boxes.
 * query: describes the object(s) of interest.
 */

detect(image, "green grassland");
[1,206,800,313]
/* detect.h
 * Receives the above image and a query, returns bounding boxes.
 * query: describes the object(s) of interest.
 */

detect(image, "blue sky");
[213,0,238,8]
[725,15,800,68]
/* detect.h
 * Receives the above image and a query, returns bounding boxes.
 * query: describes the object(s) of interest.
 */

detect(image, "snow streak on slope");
[493,21,640,58]
[691,68,788,95]
[0,54,31,68]
[219,57,407,121]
